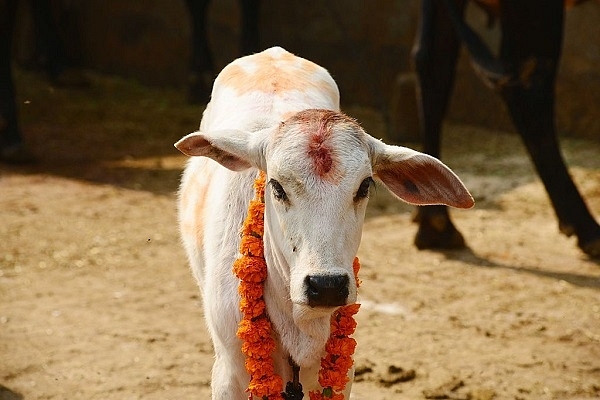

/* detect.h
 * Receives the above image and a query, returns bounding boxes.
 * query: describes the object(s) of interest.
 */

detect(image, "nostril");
[305,274,350,307]
[306,278,320,296]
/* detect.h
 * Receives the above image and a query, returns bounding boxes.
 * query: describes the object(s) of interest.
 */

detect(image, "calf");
[175,46,473,399]
[412,0,600,257]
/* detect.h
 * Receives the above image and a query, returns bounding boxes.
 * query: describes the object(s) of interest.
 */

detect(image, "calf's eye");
[354,177,373,202]
[269,179,288,202]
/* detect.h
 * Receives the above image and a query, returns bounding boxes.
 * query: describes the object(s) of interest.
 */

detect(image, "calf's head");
[175,109,473,318]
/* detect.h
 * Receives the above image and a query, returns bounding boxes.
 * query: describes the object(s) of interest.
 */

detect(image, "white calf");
[175,46,473,399]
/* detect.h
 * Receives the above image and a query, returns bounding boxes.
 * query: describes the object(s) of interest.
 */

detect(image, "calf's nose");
[305,274,349,307]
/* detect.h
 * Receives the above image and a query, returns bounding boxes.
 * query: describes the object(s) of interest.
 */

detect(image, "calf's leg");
[211,351,247,400]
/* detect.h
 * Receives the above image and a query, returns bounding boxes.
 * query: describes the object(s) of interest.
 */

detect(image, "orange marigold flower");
[233,257,267,282]
[238,281,263,300]
[240,297,265,318]
[248,373,284,398]
[241,334,276,358]
[318,368,350,392]
[237,317,271,343]
[321,354,354,373]
[249,201,265,221]
[254,171,266,194]
[339,302,360,317]
[245,357,275,376]
[242,202,265,236]
[325,337,357,357]
[331,311,358,336]
[241,235,264,258]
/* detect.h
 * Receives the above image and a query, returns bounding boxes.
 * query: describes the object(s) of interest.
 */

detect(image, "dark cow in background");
[412,0,600,257]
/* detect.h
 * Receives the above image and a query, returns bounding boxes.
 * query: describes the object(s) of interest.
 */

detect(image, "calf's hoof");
[414,214,467,250]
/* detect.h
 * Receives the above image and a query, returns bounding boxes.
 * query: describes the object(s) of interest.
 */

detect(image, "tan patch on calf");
[218,50,332,96]
[180,169,214,248]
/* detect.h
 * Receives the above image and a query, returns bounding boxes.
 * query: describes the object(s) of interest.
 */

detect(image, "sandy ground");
[1,72,600,400]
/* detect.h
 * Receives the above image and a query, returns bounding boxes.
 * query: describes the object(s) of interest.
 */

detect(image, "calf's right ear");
[174,129,268,171]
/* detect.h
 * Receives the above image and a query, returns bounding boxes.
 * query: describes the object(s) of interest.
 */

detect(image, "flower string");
[234,171,284,400]
[234,172,360,400]
[308,257,361,400]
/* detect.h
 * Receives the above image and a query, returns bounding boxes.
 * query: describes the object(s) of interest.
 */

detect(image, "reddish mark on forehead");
[308,117,335,177]
[308,139,333,177]
[286,109,356,180]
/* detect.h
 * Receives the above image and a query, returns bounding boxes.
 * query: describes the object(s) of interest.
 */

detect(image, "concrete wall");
[15,0,600,140]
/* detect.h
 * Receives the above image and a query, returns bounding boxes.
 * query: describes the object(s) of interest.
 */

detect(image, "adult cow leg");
[240,0,261,56]
[185,0,214,104]
[499,0,600,257]
[413,0,468,249]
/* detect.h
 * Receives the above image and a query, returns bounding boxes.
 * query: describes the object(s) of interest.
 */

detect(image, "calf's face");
[175,109,473,318]
[264,110,371,312]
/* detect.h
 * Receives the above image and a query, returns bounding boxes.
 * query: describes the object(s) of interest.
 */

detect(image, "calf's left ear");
[369,138,474,209]
[174,129,267,171]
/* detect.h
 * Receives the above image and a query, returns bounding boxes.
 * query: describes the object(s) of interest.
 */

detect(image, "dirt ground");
[1,71,599,400]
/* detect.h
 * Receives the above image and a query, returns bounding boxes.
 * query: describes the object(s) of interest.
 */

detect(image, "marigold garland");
[234,171,361,400]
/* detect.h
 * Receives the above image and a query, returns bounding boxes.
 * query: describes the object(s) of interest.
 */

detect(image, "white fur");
[176,47,473,399]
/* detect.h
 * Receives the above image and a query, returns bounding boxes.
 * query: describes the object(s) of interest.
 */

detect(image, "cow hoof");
[414,215,467,250]
[580,237,600,259]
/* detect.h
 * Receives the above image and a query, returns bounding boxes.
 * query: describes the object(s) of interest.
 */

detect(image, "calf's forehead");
[268,110,371,187]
